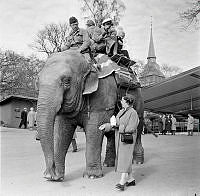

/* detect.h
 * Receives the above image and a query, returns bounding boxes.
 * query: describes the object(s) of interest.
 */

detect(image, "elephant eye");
[61,77,71,89]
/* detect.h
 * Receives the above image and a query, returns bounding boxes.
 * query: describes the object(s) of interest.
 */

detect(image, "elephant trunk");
[37,85,63,173]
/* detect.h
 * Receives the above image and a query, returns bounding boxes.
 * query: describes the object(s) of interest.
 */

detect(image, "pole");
[190,95,193,110]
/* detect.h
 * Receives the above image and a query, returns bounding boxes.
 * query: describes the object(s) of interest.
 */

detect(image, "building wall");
[0,103,12,127]
[0,99,37,128]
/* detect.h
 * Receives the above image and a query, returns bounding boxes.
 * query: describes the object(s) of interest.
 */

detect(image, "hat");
[69,16,78,25]
[117,26,125,35]
[117,29,125,38]
[123,94,135,105]
[86,20,95,26]
[102,18,113,26]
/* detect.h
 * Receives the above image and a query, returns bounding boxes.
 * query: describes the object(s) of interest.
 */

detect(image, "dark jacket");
[21,110,27,121]
[165,117,172,131]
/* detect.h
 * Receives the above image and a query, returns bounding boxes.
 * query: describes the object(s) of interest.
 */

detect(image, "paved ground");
[1,127,200,196]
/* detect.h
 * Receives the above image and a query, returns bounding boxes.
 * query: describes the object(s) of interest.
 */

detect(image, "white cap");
[102,18,112,25]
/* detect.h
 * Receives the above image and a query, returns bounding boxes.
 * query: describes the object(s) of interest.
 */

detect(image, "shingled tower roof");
[139,18,165,86]
[147,22,156,59]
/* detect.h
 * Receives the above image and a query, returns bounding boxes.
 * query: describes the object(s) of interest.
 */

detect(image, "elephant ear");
[83,67,99,95]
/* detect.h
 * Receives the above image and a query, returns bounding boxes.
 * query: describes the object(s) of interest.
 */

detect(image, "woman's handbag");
[121,132,133,144]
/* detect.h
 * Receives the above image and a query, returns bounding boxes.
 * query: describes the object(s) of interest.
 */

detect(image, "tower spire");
[147,16,156,59]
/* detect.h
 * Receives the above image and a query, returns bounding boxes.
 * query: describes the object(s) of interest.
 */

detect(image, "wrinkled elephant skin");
[37,50,144,181]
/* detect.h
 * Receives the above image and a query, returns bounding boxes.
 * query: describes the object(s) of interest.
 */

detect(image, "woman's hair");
[123,94,135,106]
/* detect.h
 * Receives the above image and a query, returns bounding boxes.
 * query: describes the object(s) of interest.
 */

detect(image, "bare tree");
[179,0,200,30]
[160,63,182,78]
[30,22,69,56]
[80,0,126,26]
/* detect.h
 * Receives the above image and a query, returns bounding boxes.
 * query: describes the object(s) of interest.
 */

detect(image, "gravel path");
[1,127,200,196]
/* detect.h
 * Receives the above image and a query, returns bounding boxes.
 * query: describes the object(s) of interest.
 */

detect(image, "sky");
[0,0,199,71]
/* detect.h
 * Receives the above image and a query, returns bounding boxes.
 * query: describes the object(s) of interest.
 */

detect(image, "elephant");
[36,49,144,181]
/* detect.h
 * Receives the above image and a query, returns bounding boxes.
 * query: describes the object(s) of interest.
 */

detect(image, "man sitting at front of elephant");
[62,16,91,62]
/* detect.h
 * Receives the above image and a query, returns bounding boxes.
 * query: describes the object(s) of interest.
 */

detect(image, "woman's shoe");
[115,183,125,191]
[125,180,136,186]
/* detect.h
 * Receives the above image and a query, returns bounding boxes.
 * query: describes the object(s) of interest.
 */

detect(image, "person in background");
[157,115,163,135]
[165,114,172,135]
[71,130,78,152]
[171,114,177,135]
[19,108,28,129]
[27,107,36,131]
[187,113,194,136]
[35,111,40,141]
[161,114,166,135]
[143,116,151,134]
[99,95,139,191]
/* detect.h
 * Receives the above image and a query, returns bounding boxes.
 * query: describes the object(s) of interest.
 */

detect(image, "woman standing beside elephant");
[99,95,139,191]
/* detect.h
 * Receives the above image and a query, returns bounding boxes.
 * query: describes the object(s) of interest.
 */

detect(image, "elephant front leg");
[54,115,76,181]
[103,131,116,167]
[84,124,104,179]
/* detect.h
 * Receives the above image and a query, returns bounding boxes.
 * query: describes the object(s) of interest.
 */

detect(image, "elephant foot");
[45,175,64,182]
[43,168,56,180]
[43,171,52,180]
[43,169,64,182]
[51,174,64,182]
[83,169,104,179]
[103,162,115,167]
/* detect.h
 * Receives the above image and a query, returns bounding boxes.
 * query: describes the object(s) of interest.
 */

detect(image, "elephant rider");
[62,16,91,63]
[86,19,106,55]
[86,18,117,57]
[101,18,118,57]
[115,28,136,70]
[117,28,130,58]
[87,18,135,70]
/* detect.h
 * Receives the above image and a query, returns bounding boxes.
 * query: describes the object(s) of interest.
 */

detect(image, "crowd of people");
[143,112,196,137]
[160,114,177,135]
[61,16,136,70]
[157,113,195,136]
